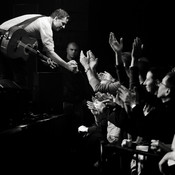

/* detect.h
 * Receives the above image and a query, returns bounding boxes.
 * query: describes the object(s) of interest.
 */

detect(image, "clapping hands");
[80,50,98,71]
[109,32,123,53]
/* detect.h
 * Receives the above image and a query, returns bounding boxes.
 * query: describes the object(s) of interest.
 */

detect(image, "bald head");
[66,42,79,61]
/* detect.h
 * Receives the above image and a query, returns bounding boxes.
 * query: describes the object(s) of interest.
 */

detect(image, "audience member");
[79,33,136,174]
[117,70,175,175]
[77,91,113,173]
[79,32,175,175]
[60,41,94,151]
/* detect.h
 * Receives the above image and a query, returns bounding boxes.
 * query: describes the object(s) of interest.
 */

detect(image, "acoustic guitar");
[0,26,57,68]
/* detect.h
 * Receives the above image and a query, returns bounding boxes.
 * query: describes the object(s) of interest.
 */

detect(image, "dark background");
[0,1,174,171]
[88,0,174,75]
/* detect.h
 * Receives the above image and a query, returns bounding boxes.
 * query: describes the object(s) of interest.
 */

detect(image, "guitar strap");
[0,15,45,43]
[0,15,48,61]
[9,15,45,29]
[0,15,44,45]
[6,15,45,53]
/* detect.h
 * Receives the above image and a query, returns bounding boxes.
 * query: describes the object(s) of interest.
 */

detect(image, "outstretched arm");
[109,32,123,66]
[80,50,101,91]
[47,50,78,73]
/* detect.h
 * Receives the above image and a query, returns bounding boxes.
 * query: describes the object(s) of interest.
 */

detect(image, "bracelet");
[85,67,90,73]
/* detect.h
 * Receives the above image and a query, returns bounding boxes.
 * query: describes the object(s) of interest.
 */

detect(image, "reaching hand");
[80,50,89,69]
[87,50,98,70]
[80,50,98,71]
[98,71,115,83]
[87,50,95,60]
[67,60,79,73]
[117,85,137,107]
[150,139,160,150]
[131,37,143,60]
[87,100,100,115]
[109,32,123,53]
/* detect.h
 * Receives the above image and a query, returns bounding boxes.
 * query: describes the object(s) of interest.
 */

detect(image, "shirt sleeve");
[89,77,121,95]
[38,19,54,53]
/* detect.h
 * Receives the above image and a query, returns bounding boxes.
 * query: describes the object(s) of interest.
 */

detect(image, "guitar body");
[0,26,57,68]
[0,26,37,61]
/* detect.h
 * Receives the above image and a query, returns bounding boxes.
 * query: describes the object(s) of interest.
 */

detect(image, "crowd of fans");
[74,32,175,175]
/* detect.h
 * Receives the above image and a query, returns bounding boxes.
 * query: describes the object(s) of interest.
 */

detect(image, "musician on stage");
[0,8,78,89]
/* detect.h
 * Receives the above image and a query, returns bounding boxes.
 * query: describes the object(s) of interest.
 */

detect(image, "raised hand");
[131,37,143,60]
[87,100,99,115]
[109,32,123,53]
[87,50,98,70]
[79,50,89,69]
[117,84,137,107]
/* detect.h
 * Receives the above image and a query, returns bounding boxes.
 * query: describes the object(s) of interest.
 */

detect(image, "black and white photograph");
[0,0,174,174]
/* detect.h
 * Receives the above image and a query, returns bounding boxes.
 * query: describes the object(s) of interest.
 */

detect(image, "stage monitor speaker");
[32,72,63,114]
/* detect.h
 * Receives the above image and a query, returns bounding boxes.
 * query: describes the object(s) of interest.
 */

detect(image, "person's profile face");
[143,71,155,93]
[52,17,69,31]
[157,75,169,98]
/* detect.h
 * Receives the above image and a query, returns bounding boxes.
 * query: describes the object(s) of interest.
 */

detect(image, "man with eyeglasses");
[117,70,175,174]
[153,71,175,175]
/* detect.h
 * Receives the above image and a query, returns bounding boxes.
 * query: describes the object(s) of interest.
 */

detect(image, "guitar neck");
[17,40,49,61]
[35,50,49,61]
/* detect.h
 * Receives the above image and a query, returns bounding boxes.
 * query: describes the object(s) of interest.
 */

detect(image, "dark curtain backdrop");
[88,0,174,76]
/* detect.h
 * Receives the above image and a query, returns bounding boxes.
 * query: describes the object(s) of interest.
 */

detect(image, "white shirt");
[0,14,54,53]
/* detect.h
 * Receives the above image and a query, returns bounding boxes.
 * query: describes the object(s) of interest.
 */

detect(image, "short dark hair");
[50,8,70,19]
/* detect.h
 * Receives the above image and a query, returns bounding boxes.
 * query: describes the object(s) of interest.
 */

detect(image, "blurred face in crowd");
[66,43,79,61]
[143,71,158,94]
[157,75,170,99]
[98,71,115,84]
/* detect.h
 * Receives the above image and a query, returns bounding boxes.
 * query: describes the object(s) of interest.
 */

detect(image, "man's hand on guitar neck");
[47,58,58,69]
[40,58,58,69]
